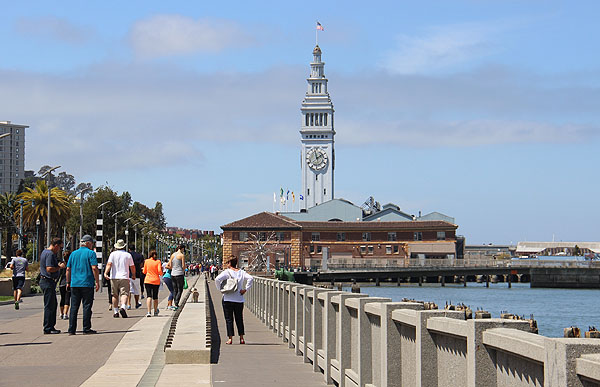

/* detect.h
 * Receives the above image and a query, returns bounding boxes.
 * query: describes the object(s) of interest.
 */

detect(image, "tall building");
[0,121,27,193]
[300,45,335,210]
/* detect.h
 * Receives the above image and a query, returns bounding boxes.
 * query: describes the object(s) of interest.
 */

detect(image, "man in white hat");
[103,239,135,318]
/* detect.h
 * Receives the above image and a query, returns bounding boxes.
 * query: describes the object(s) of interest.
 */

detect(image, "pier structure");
[294,258,600,289]
[246,276,600,387]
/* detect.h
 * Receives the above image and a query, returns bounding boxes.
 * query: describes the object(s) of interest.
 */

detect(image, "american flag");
[316,22,324,31]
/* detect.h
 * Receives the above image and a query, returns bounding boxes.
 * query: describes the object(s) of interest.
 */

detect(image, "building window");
[367,246,374,254]
[324,113,327,126]
[388,232,397,241]
[317,246,322,254]
[393,245,399,254]
[437,231,446,240]
[414,232,423,241]
[307,189,310,196]
[310,245,315,254]
[259,232,267,241]
[277,232,285,241]
[360,246,366,254]
[305,114,309,126]
[324,188,326,195]
[386,246,392,254]
[362,232,371,242]
[238,232,248,241]
[336,232,345,241]
[311,232,320,241]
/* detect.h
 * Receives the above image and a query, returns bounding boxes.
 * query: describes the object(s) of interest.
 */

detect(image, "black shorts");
[12,276,25,290]
[144,283,159,300]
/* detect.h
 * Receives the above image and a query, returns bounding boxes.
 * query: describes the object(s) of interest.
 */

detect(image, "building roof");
[296,220,457,231]
[516,241,600,254]
[222,212,457,232]
[221,212,301,230]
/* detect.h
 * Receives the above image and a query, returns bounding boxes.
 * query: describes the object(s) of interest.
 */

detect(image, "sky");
[1,1,599,244]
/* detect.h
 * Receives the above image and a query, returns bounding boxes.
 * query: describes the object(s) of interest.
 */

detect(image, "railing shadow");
[206,284,221,364]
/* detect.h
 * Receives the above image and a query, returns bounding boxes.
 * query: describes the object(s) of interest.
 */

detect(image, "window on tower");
[308,189,310,195]
[305,114,309,126]
[324,113,328,126]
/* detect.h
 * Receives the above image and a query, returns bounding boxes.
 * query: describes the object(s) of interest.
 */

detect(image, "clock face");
[306,148,328,170]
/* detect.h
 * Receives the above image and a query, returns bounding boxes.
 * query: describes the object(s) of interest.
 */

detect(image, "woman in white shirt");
[215,256,253,345]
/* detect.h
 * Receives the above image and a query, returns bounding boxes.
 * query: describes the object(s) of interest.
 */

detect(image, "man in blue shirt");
[39,238,65,334]
[66,235,100,335]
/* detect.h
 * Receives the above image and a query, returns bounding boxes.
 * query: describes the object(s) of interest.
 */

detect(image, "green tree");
[0,192,19,258]
[18,180,72,248]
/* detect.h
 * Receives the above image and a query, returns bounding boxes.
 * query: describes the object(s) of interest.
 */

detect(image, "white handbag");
[220,270,238,294]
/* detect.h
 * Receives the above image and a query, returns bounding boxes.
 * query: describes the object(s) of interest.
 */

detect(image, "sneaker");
[126,305,131,310]
[136,302,142,309]
[146,313,152,317]
[119,308,128,318]
[68,331,76,336]
[141,294,145,299]
[108,304,113,311]
[83,329,97,335]
[15,301,19,310]
[43,329,61,334]
[154,308,159,316]
[113,312,120,318]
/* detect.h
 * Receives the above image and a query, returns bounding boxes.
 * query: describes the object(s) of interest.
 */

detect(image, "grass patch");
[0,296,14,302]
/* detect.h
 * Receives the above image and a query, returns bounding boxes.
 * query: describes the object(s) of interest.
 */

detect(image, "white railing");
[245,276,600,387]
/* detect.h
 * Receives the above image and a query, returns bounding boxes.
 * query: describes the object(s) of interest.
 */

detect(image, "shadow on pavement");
[1,341,52,347]
[207,282,221,364]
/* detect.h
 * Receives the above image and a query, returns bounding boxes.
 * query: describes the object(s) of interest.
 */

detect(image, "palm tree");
[19,180,72,247]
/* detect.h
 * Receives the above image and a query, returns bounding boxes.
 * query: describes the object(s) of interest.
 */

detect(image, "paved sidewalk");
[0,286,162,387]
[209,281,328,387]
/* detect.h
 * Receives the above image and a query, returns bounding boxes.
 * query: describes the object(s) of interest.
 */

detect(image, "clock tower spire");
[300,45,335,210]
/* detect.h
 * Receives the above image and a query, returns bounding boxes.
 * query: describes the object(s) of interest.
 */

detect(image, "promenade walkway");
[208,280,327,387]
[1,275,329,386]
[0,286,168,386]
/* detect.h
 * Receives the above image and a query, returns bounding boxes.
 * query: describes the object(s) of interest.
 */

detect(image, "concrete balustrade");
[245,276,600,387]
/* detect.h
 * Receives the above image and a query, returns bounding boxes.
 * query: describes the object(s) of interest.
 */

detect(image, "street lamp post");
[18,200,24,249]
[112,209,124,244]
[75,187,93,242]
[124,217,133,247]
[41,165,60,246]
[36,219,40,262]
[133,222,141,252]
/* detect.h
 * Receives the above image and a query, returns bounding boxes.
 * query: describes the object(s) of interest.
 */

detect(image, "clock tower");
[300,45,335,210]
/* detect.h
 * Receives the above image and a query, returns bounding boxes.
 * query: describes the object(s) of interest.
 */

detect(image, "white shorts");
[129,278,140,296]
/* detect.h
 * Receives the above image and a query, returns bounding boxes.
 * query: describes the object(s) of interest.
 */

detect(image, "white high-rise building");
[300,45,335,210]
[0,121,27,193]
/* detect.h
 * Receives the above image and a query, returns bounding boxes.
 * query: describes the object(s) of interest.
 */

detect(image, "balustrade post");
[334,293,368,387]
[322,291,343,384]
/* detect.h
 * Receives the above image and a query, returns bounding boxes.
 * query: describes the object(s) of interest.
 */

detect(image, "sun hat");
[114,239,127,249]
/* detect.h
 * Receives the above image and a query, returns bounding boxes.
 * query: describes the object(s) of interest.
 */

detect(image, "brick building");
[221,212,458,269]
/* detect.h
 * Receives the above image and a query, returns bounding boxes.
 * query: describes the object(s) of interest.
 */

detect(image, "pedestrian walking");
[143,250,163,317]
[58,250,71,319]
[129,246,145,300]
[8,249,28,310]
[167,245,185,309]
[162,261,175,310]
[104,239,135,318]
[39,238,65,334]
[215,256,253,345]
[66,235,100,335]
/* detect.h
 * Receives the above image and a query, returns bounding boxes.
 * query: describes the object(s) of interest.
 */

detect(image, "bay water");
[355,282,599,337]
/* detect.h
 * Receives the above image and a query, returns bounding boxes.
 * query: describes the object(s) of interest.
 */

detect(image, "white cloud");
[15,17,92,44]
[130,15,253,58]
[1,60,598,178]
[381,22,503,75]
